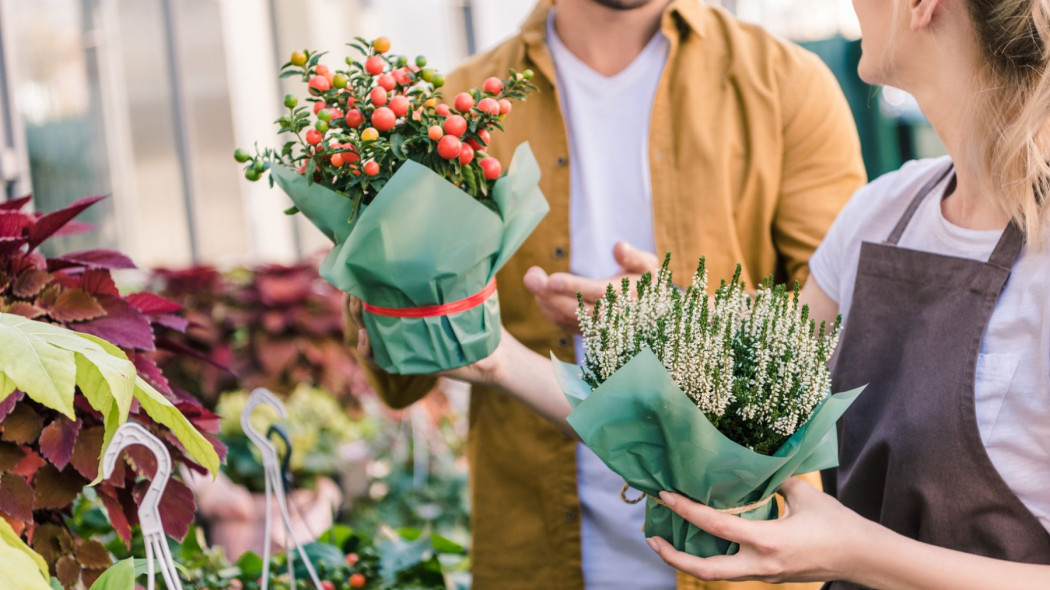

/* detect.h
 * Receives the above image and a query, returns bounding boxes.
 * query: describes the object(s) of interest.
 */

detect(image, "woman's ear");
[910,0,942,31]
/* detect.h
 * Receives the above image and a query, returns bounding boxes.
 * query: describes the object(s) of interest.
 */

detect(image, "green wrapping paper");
[271,142,548,375]
[553,348,864,557]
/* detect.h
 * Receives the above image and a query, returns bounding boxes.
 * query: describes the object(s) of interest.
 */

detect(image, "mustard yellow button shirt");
[347,1,866,588]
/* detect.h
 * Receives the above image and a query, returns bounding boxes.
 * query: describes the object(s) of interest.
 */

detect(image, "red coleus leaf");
[5,300,45,319]
[97,485,133,546]
[0,236,27,256]
[69,425,103,481]
[55,554,80,589]
[74,297,155,350]
[125,292,182,315]
[151,312,189,333]
[0,195,32,211]
[0,471,34,521]
[48,288,107,323]
[31,523,73,569]
[38,416,82,470]
[0,391,23,421]
[32,464,87,510]
[26,194,106,251]
[0,210,34,238]
[48,249,137,271]
[256,335,299,376]
[1,403,44,444]
[0,442,25,471]
[156,336,236,373]
[133,477,195,541]
[11,268,51,298]
[131,353,172,396]
[123,443,158,479]
[257,272,313,305]
[78,268,120,297]
[74,538,112,570]
[12,448,45,478]
[53,220,95,237]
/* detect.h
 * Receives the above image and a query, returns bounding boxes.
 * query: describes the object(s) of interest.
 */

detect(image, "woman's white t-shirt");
[808,156,1050,532]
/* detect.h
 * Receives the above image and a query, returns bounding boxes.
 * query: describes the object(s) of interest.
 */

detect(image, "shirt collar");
[520,0,709,51]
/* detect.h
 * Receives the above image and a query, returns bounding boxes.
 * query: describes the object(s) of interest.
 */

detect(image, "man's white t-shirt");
[809,156,1050,532]
[547,11,678,589]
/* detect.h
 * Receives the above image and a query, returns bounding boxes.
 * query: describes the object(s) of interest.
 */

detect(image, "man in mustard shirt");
[347,0,865,588]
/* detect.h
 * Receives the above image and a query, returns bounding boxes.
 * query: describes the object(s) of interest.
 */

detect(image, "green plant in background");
[85,522,467,590]
[216,385,375,493]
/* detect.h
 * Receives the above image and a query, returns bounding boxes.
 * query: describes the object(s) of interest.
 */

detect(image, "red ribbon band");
[361,278,498,319]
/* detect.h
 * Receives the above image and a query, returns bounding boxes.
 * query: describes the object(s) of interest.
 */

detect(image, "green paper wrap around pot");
[271,142,548,375]
[553,348,864,557]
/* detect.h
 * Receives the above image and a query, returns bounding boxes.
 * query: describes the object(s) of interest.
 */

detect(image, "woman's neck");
[904,47,1011,231]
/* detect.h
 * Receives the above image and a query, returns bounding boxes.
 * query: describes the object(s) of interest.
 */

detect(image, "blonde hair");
[965,0,1050,245]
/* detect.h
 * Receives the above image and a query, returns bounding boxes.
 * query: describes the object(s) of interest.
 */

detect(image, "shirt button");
[558,337,570,348]
[556,156,568,167]
[564,508,578,522]
[553,247,565,259]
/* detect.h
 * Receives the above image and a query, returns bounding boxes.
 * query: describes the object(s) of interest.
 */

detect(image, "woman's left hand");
[647,477,870,584]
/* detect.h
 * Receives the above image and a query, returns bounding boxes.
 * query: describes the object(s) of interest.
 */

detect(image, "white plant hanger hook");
[242,387,324,590]
[101,422,183,590]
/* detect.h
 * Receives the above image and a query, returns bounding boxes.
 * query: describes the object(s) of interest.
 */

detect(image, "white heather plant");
[577,254,841,455]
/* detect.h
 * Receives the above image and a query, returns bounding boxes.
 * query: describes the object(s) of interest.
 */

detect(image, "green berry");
[415,55,427,68]
[431,74,445,88]
[252,159,267,173]
[245,168,261,181]
[421,68,435,83]
[317,108,332,122]
[333,73,348,89]
[396,56,408,68]
[315,120,329,133]
[233,148,250,163]
[523,69,534,80]
[284,94,298,108]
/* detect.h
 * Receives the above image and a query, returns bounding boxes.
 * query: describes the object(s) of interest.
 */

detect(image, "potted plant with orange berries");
[235,37,548,375]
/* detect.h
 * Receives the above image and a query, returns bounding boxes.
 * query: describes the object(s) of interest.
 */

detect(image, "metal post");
[267,0,303,260]
[160,0,200,263]
[461,0,477,56]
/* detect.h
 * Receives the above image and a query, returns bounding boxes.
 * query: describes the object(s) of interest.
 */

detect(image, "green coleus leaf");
[0,313,77,418]
[132,376,220,475]
[0,517,50,590]
[0,313,218,479]
[87,558,133,590]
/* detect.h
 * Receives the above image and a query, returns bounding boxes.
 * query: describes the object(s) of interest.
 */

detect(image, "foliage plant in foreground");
[578,254,842,454]
[0,195,222,589]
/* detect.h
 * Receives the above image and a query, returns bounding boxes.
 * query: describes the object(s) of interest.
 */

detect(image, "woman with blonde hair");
[357,0,1050,586]
[645,0,1050,587]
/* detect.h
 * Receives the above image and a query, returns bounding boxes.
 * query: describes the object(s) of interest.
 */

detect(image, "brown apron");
[822,163,1050,589]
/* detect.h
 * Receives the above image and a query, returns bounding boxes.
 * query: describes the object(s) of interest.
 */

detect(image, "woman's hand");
[647,477,867,584]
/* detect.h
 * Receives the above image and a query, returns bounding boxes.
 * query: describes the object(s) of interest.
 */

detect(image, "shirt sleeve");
[772,47,867,287]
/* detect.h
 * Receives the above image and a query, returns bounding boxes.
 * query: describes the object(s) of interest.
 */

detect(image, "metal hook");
[242,388,324,590]
[101,422,183,590]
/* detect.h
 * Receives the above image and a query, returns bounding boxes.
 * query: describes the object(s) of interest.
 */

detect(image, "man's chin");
[589,0,657,11]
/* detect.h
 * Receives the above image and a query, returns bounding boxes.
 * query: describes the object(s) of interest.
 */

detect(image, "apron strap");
[988,221,1025,269]
[885,163,955,245]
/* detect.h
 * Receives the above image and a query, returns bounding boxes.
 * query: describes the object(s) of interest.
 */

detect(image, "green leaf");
[0,314,76,417]
[461,165,478,196]
[235,552,263,578]
[430,534,465,554]
[390,133,405,159]
[0,518,51,590]
[0,371,15,401]
[88,559,133,590]
[132,377,220,475]
[283,206,300,215]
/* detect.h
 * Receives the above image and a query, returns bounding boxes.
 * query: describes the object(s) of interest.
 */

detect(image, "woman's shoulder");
[835,156,953,231]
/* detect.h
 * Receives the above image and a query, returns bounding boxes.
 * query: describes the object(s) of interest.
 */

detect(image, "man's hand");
[523,241,660,334]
